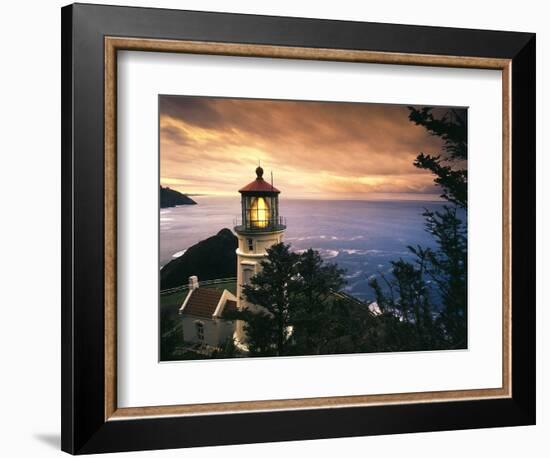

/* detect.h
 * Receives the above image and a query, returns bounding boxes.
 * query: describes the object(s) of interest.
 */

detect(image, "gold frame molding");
[104,36,512,421]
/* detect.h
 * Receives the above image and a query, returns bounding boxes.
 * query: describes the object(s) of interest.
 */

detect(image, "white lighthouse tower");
[234,166,286,344]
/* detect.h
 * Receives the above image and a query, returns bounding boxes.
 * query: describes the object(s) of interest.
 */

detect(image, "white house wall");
[181,315,235,348]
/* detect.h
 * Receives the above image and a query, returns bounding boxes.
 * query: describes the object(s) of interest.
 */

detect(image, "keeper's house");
[178,276,237,348]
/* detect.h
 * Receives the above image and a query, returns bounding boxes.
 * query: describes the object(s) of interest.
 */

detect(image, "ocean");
[160,196,453,302]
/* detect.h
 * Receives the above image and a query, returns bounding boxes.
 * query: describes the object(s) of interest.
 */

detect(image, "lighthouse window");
[243,268,252,285]
[247,238,254,251]
[249,196,270,228]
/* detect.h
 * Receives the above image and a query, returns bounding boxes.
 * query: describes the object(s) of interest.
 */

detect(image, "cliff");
[160,228,238,289]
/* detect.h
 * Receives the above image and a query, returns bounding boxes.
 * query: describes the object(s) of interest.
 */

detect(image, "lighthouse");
[234,166,286,344]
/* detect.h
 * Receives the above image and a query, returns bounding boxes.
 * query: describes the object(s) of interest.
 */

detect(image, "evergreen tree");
[160,313,182,361]
[408,107,467,207]
[241,243,300,356]
[290,249,346,354]
[228,243,349,356]
[422,206,467,348]
[410,107,468,348]
[369,107,468,350]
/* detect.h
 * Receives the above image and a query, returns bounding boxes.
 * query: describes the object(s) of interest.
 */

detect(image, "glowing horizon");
[160,96,465,201]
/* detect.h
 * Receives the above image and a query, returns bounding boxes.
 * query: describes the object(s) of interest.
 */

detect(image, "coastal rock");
[160,228,237,289]
[160,186,196,208]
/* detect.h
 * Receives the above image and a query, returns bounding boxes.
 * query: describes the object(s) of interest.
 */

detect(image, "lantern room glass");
[241,195,280,231]
[249,197,270,228]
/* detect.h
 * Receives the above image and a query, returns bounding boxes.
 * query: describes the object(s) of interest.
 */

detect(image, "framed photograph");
[61,3,536,454]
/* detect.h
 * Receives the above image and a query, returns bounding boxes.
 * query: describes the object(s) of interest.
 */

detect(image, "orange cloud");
[160,96,463,200]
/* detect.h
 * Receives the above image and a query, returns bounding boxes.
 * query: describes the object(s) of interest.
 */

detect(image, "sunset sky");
[160,96,463,201]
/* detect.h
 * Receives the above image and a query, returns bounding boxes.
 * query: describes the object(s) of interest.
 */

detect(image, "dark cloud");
[160,96,225,129]
[160,126,190,146]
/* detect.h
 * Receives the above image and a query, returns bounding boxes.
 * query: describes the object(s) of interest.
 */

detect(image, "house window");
[247,238,254,251]
[195,321,204,341]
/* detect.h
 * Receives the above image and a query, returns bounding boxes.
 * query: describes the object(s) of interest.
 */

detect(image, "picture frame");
[61,3,535,454]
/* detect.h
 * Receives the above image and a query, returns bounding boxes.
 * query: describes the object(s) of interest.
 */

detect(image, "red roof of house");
[182,288,223,318]
[181,289,238,319]
[224,300,238,314]
[239,166,280,193]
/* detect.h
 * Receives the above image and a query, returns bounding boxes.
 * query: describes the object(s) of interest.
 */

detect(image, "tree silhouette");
[409,107,467,208]
[227,243,350,356]
[290,249,347,354]
[369,107,468,350]
[241,243,300,356]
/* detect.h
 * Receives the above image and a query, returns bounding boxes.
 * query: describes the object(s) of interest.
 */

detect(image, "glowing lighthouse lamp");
[233,166,286,344]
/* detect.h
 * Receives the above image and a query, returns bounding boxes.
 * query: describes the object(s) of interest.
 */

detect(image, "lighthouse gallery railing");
[233,215,287,233]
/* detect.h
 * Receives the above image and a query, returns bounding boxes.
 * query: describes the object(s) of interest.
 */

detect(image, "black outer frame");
[61,3,536,454]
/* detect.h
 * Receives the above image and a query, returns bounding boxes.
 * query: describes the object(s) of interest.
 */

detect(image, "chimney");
[188,275,199,291]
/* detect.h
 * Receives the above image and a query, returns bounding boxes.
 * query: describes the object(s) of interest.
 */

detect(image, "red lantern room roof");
[239,166,280,194]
